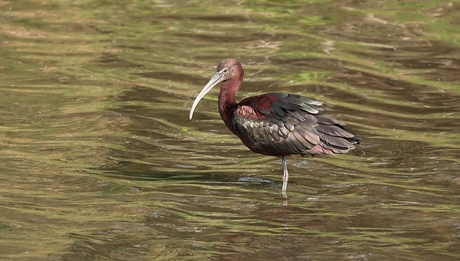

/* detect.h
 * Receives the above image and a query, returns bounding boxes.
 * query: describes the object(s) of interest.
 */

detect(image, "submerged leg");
[281,156,288,193]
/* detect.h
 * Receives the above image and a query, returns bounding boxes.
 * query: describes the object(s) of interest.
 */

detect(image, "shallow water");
[1,0,459,260]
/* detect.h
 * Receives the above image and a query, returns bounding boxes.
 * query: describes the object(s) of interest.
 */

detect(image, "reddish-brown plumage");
[189,58,361,195]
[244,94,281,118]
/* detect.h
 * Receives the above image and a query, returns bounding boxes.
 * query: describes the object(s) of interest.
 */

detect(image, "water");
[1,0,459,260]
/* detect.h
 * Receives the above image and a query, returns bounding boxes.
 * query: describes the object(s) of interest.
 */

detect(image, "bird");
[189,58,360,196]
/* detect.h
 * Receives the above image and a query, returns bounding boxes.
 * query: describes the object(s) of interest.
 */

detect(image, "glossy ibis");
[189,58,360,196]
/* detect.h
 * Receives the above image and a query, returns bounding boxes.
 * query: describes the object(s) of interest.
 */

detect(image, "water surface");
[0,0,459,260]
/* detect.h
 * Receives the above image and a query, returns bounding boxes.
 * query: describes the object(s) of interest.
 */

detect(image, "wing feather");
[232,92,360,156]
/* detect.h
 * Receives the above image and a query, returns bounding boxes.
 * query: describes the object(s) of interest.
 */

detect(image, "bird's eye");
[223,69,228,73]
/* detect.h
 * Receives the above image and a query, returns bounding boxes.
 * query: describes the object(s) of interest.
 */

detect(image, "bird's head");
[189,58,244,120]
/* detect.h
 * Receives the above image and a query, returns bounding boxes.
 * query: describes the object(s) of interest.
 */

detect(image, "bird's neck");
[218,78,241,133]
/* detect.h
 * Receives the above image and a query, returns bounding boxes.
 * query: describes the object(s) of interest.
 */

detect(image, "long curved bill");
[189,70,226,120]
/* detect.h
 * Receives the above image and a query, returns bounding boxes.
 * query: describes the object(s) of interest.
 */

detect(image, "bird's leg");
[281,156,288,194]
